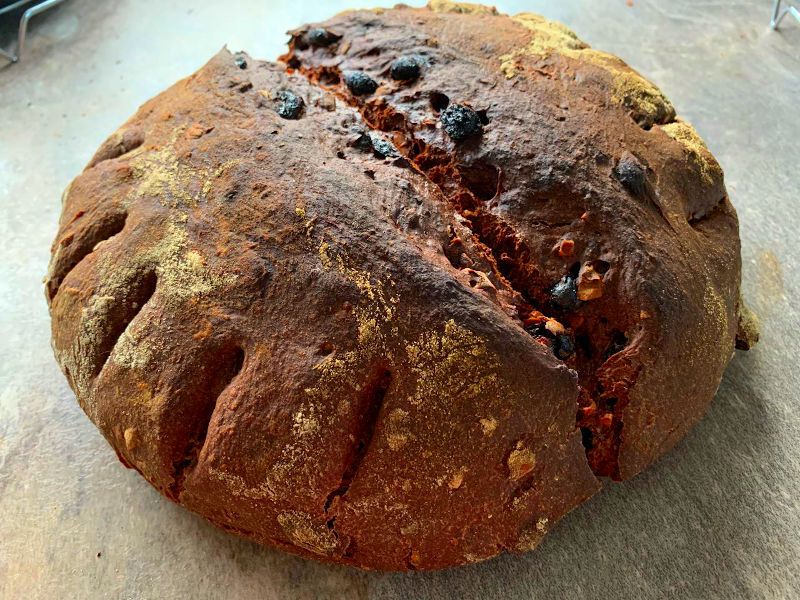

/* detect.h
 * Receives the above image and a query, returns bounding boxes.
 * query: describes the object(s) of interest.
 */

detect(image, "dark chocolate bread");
[46,1,755,571]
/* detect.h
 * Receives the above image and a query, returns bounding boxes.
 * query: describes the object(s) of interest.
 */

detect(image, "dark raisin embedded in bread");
[553,334,575,360]
[344,71,378,95]
[614,152,647,196]
[390,55,422,81]
[551,276,581,311]
[368,133,399,158]
[440,103,483,140]
[275,90,304,120]
[47,0,756,572]
[307,27,340,47]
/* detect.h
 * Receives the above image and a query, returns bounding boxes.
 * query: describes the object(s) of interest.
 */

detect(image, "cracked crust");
[282,0,748,480]
[46,1,752,572]
[46,51,597,570]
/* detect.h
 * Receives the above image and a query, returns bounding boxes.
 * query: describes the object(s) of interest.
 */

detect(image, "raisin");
[369,133,398,158]
[553,334,575,359]
[307,28,339,47]
[344,71,378,96]
[275,90,304,120]
[550,276,580,311]
[234,55,247,69]
[614,152,647,196]
[347,129,397,157]
[440,104,482,141]
[348,129,374,152]
[390,55,421,81]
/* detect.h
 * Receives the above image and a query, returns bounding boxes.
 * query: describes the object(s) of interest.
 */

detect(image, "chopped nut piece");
[556,238,575,257]
[479,417,498,436]
[544,319,565,336]
[522,310,546,328]
[599,413,614,427]
[448,468,466,489]
[123,427,138,451]
[507,442,536,480]
[185,123,207,139]
[409,549,421,567]
[316,93,336,112]
[577,263,604,301]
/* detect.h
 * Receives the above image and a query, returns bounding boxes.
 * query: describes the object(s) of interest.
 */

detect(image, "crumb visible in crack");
[278,511,339,555]
[285,53,641,479]
[688,196,727,228]
[95,270,158,377]
[735,296,759,350]
[661,121,722,185]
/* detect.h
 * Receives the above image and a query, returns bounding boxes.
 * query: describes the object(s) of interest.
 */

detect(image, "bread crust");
[46,1,747,571]
[281,1,743,480]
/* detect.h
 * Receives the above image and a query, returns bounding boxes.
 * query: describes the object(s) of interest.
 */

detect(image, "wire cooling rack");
[772,0,800,28]
[0,0,68,63]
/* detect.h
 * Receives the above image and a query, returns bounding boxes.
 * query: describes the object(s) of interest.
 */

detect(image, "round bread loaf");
[46,1,755,571]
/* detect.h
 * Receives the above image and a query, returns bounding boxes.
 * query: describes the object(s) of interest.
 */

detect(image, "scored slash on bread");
[46,1,756,571]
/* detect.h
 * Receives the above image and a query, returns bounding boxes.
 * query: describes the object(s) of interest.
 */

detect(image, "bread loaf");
[46,1,755,570]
